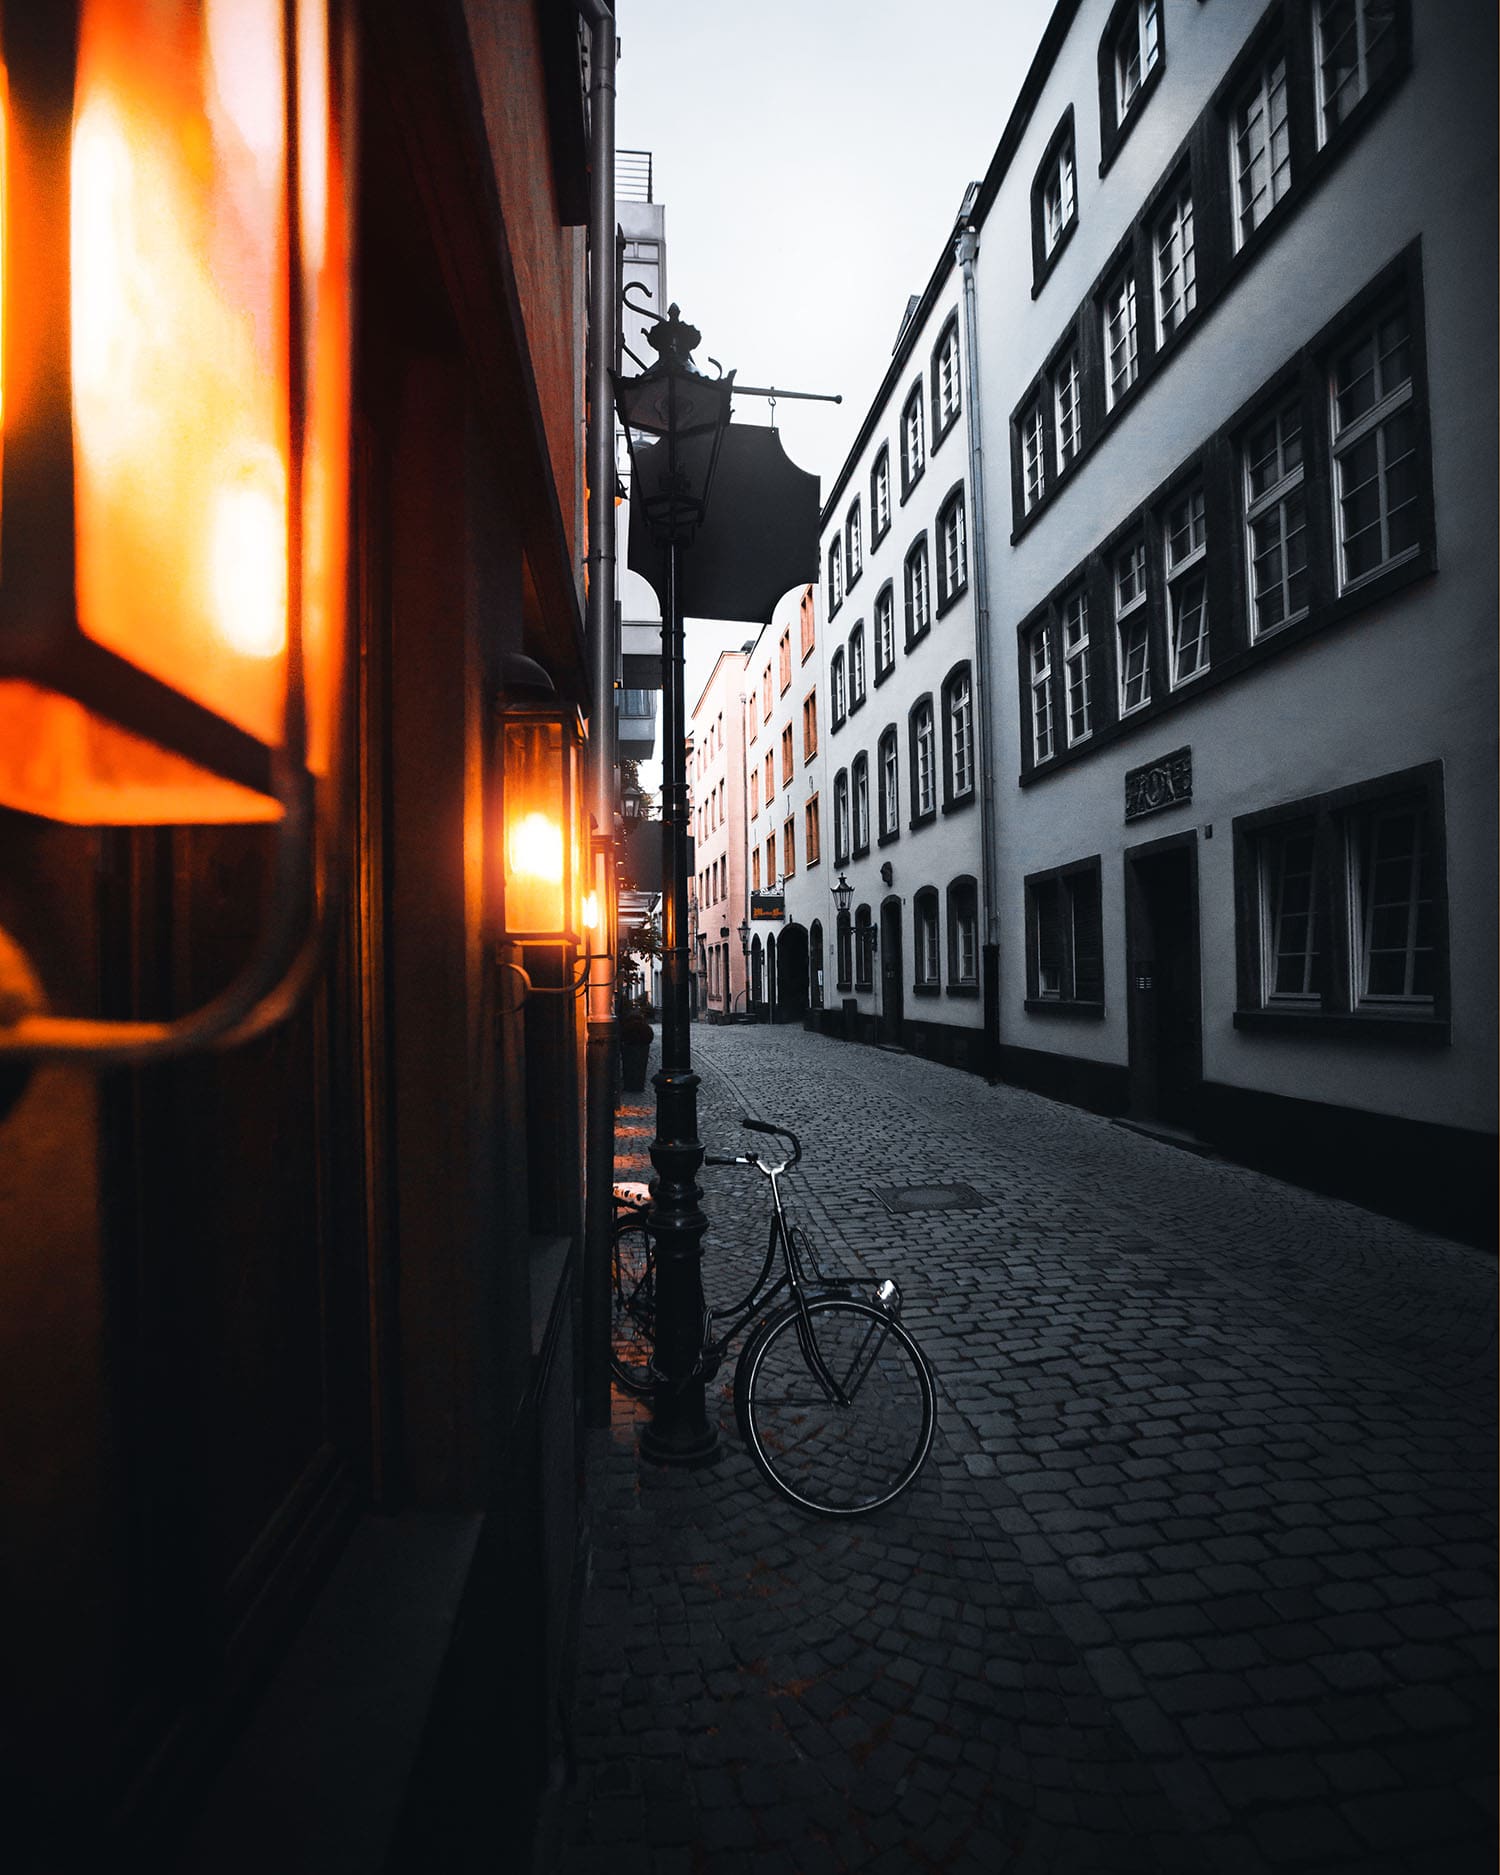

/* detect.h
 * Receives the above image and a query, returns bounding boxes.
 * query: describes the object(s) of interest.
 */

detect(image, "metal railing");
[617,148,653,203]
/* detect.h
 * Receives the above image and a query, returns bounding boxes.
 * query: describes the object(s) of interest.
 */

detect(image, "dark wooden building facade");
[0,4,601,1868]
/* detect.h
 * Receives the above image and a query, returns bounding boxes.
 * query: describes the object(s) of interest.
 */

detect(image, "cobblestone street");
[555,1026,1496,1874]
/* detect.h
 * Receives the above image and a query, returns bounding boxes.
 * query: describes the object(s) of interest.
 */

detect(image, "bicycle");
[609,1116,936,1517]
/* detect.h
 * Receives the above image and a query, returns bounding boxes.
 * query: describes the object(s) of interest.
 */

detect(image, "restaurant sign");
[750,893,785,921]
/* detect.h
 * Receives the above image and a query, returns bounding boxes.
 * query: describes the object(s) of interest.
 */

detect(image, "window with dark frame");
[1165,484,1209,687]
[938,489,967,608]
[1029,625,1054,765]
[1315,0,1398,146]
[1330,301,1418,591]
[878,727,899,841]
[947,877,979,987]
[1062,589,1092,745]
[904,539,930,645]
[871,447,891,542]
[846,499,863,587]
[830,648,846,727]
[933,318,961,440]
[827,538,843,617]
[910,697,936,822]
[1031,105,1080,291]
[852,753,870,855]
[854,904,874,990]
[900,383,925,494]
[1243,396,1309,639]
[849,622,867,705]
[1153,178,1197,344]
[1025,859,1104,1008]
[1114,537,1150,715]
[1103,268,1139,410]
[944,664,974,803]
[1053,346,1081,475]
[1021,396,1046,512]
[874,585,895,680]
[1232,43,1291,248]
[833,769,850,864]
[1234,763,1446,1037]
[914,889,940,988]
[1108,0,1162,135]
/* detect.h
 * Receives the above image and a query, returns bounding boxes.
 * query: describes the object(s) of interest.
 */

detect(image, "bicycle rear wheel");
[737,1296,935,1516]
[610,1219,655,1393]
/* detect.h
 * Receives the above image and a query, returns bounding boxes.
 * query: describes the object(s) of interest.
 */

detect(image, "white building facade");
[690,647,753,1020]
[974,0,1495,1239]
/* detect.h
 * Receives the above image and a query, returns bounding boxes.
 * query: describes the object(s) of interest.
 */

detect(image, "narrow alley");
[556,1025,1495,1875]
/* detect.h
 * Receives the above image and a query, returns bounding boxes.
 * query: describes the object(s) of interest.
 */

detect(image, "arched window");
[904,538,930,645]
[870,445,892,543]
[914,888,940,987]
[830,648,847,727]
[852,753,870,856]
[845,499,863,586]
[877,727,899,840]
[931,316,961,440]
[827,537,843,616]
[942,661,975,808]
[854,905,874,991]
[849,621,867,704]
[947,876,979,987]
[909,695,936,823]
[937,486,968,609]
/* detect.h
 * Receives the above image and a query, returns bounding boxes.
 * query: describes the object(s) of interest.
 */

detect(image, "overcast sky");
[614,0,1057,763]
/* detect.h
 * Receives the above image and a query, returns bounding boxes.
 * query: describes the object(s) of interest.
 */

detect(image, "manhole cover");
[872,1182,986,1214]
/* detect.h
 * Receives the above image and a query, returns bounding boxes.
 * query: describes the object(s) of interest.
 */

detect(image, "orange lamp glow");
[0,0,353,824]
[498,707,586,946]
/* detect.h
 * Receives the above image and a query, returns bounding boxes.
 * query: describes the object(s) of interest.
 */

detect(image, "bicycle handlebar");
[742,1115,801,1166]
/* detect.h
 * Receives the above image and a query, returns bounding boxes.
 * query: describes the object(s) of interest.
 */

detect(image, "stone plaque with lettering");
[1124,746,1192,822]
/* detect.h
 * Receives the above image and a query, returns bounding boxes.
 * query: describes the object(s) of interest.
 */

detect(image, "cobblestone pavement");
[554,1026,1496,1875]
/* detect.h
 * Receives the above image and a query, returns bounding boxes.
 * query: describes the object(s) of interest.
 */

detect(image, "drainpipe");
[955,213,1002,1082]
[580,0,617,1429]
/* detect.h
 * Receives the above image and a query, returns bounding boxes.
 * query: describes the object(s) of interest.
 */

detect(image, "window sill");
[852,843,870,861]
[912,982,940,998]
[941,790,977,816]
[835,979,853,994]
[908,809,937,832]
[936,581,968,620]
[945,983,980,999]
[877,830,900,849]
[1233,1008,1449,1046]
[1032,211,1079,299]
[874,663,894,689]
[1024,997,1105,1019]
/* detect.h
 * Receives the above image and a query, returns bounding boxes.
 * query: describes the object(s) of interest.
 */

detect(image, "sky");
[614,0,1058,758]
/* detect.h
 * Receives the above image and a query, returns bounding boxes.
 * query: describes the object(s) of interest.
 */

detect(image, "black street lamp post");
[615,307,734,1464]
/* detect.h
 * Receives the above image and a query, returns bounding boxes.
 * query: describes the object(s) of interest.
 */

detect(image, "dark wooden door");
[1125,839,1202,1126]
[879,899,904,1044]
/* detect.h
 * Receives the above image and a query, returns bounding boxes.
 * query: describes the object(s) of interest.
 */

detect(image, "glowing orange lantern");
[498,705,586,947]
[0,0,353,825]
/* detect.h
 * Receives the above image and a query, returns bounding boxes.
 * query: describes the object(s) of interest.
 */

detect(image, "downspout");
[581,0,618,1429]
[955,212,1003,1082]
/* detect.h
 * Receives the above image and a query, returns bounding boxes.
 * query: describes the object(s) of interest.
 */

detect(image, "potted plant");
[618,1004,653,1092]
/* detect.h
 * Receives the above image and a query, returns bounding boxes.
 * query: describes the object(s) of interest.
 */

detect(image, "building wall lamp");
[0,0,354,1066]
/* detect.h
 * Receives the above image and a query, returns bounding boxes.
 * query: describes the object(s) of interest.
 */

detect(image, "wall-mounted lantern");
[0,0,354,1063]
[831,871,854,917]
[737,919,750,957]
[497,702,587,947]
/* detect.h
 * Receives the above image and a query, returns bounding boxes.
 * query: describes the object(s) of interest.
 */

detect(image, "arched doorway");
[879,897,904,1044]
[751,934,764,1008]
[776,922,810,1021]
[766,933,778,1021]
[808,920,825,1010]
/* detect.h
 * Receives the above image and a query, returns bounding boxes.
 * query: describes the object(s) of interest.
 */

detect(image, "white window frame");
[830,648,846,723]
[903,388,925,487]
[1259,820,1323,1005]
[1165,485,1209,687]
[1114,0,1161,122]
[1154,182,1197,344]
[905,543,930,641]
[872,449,891,538]
[853,757,870,851]
[1022,400,1046,512]
[1232,49,1291,248]
[1062,590,1092,746]
[1053,349,1080,475]
[846,501,862,585]
[937,325,961,428]
[828,538,843,613]
[1243,397,1308,640]
[849,624,866,703]
[1042,138,1076,255]
[1029,626,1054,764]
[914,702,935,818]
[941,495,966,600]
[879,731,899,837]
[950,887,978,985]
[1348,795,1433,1007]
[1114,540,1150,716]
[949,671,973,798]
[1104,273,1139,410]
[834,771,850,861]
[1330,305,1417,592]
[1315,0,1397,147]
[915,894,940,986]
[876,586,895,673]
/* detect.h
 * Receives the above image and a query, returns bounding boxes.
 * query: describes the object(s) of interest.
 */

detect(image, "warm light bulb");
[582,890,600,931]
[210,459,288,657]
[511,811,563,882]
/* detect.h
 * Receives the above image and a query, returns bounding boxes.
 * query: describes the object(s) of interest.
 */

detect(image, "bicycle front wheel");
[737,1297,935,1516]
[610,1219,655,1393]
